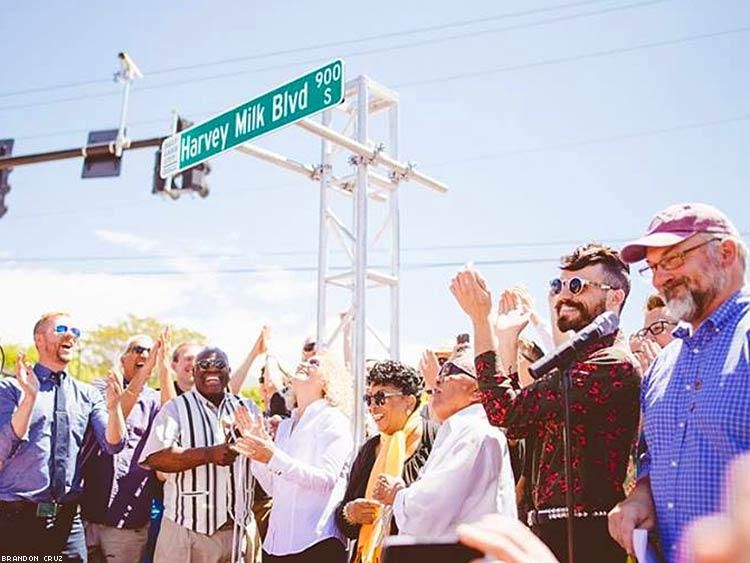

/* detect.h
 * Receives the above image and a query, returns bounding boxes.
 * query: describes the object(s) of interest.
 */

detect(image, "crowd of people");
[0,201,748,563]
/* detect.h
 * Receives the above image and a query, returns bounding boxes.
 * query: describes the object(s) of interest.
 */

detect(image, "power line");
[0,0,638,99]
[0,257,562,276]
[0,0,673,113]
[1,232,746,264]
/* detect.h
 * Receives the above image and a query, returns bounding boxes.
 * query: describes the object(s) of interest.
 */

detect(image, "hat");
[441,344,476,378]
[621,203,739,264]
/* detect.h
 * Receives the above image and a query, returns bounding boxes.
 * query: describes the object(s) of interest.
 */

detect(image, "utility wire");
[0,0,674,113]
[10,20,749,141]
[1,232,746,264]
[0,0,642,99]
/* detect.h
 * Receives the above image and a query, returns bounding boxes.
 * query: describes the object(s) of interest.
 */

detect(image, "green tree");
[79,315,206,383]
[0,343,37,378]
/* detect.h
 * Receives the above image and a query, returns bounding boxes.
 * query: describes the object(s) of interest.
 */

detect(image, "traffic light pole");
[0,136,165,171]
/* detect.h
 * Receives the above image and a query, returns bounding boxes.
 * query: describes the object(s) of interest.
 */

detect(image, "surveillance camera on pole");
[116,52,144,81]
[112,51,143,157]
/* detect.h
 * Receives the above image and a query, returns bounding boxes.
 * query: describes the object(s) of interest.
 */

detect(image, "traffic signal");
[81,129,122,179]
[0,139,14,219]
[152,116,210,199]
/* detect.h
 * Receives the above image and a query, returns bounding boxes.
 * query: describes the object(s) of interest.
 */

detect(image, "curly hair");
[560,242,631,306]
[366,360,424,398]
[316,350,353,418]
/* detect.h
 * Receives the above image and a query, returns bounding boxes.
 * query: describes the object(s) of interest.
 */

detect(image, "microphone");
[528,311,619,379]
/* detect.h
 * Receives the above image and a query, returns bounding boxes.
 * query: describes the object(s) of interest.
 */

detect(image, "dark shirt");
[80,382,161,529]
[334,418,438,550]
[475,335,640,512]
[0,364,125,503]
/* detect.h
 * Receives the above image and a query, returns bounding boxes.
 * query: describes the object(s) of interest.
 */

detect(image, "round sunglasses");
[549,276,615,296]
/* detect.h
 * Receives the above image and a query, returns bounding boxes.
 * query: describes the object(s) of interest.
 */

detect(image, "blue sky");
[1,0,747,376]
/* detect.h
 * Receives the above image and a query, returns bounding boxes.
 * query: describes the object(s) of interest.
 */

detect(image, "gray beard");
[666,292,698,322]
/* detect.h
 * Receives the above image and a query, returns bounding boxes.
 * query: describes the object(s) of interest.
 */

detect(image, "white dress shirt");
[252,398,353,556]
[392,402,517,536]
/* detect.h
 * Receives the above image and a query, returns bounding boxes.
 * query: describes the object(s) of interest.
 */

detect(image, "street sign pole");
[160,60,344,178]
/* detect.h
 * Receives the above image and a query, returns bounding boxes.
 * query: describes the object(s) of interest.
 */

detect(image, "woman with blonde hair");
[234,350,353,563]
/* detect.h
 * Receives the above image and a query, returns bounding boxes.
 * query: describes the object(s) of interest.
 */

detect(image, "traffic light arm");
[0,136,165,171]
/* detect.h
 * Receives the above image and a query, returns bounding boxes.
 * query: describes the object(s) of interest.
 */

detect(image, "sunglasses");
[196,358,228,370]
[363,390,405,407]
[436,363,476,384]
[302,342,316,353]
[54,324,82,338]
[636,319,677,339]
[549,276,615,296]
[129,345,151,355]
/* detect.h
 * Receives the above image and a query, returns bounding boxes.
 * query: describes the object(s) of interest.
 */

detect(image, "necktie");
[50,371,69,501]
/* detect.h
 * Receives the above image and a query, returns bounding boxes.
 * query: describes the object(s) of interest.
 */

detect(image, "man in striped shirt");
[140,347,259,563]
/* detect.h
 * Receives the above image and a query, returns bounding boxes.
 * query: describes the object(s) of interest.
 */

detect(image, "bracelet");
[125,386,142,397]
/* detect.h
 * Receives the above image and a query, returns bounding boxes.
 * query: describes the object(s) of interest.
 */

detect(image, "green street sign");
[160,60,344,178]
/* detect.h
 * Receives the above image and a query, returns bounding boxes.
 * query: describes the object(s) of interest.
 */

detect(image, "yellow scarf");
[355,408,423,563]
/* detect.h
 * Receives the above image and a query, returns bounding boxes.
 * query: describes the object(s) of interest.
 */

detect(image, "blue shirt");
[80,382,160,528]
[639,287,750,560]
[0,363,125,503]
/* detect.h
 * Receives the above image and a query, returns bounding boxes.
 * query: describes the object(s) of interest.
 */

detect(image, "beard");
[555,298,606,332]
[663,270,727,322]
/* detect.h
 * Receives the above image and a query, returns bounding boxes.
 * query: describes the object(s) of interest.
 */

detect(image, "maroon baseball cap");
[621,203,739,264]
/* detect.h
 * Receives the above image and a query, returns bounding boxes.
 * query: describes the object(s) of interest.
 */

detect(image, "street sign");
[160,60,344,178]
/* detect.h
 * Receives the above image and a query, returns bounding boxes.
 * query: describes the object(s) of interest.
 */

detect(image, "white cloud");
[94,229,161,253]
[0,268,194,345]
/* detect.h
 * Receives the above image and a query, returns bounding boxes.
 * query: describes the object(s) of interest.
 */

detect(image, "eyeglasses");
[638,237,721,278]
[54,324,82,338]
[363,390,405,407]
[196,358,228,370]
[129,345,151,355]
[636,319,677,339]
[436,363,476,384]
[549,276,615,296]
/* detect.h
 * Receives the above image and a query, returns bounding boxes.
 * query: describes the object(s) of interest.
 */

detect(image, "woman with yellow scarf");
[334,360,438,563]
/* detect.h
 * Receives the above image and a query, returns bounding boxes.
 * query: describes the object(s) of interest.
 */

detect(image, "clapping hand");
[105,369,125,411]
[15,353,38,401]
[232,405,274,463]
[372,474,405,506]
[494,288,532,339]
[419,349,440,391]
[449,269,493,322]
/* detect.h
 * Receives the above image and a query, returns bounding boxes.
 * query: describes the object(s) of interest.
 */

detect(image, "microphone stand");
[560,364,575,563]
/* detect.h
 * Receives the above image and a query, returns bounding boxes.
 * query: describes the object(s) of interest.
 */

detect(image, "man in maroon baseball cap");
[609,202,749,562]
[620,202,741,264]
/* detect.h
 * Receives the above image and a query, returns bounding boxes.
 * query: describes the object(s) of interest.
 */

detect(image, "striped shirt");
[139,389,259,535]
[639,287,750,560]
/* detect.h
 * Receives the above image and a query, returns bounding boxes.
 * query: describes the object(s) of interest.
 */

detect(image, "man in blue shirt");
[608,203,749,562]
[81,334,162,563]
[0,312,127,561]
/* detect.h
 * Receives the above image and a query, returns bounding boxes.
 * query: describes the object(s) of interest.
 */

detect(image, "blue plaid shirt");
[639,287,750,561]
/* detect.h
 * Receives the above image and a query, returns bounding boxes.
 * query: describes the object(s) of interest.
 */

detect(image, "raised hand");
[449,268,492,322]
[105,369,125,411]
[251,326,270,357]
[419,349,440,391]
[15,353,38,401]
[494,288,532,338]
